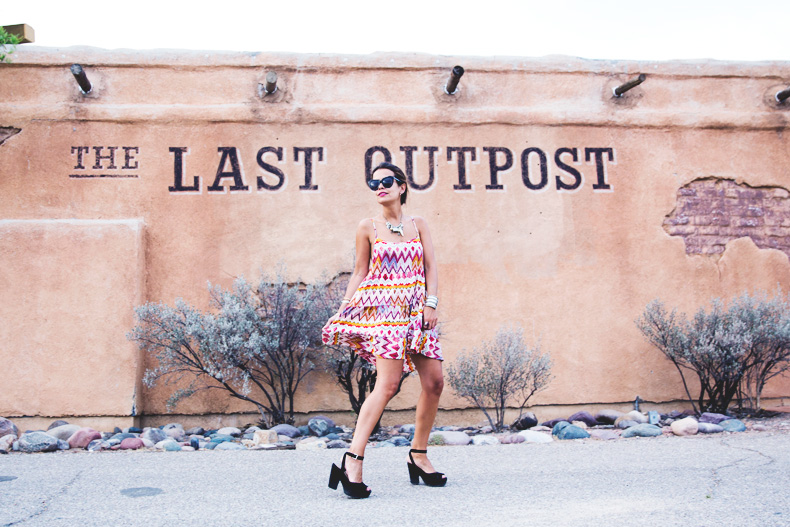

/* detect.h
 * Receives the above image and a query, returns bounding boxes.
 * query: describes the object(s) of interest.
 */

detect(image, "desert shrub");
[636,292,790,414]
[129,268,334,427]
[0,27,20,63]
[447,325,552,431]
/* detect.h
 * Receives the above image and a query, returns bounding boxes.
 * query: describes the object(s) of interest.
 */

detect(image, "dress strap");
[410,217,419,238]
[371,218,378,238]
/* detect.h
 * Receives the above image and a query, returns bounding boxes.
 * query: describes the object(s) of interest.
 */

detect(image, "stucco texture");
[1,47,789,426]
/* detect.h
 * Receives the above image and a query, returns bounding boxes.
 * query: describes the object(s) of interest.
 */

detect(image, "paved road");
[1,431,788,527]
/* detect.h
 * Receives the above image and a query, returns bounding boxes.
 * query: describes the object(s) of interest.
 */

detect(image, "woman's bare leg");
[345,357,405,484]
[409,354,445,473]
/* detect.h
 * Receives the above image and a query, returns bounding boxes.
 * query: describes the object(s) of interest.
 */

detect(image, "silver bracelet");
[425,295,438,309]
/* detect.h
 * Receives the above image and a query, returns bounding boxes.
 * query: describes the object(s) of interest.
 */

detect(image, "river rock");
[472,435,500,446]
[295,437,327,451]
[571,421,588,429]
[0,417,19,439]
[511,412,539,430]
[621,424,663,438]
[120,437,145,450]
[720,419,746,432]
[615,411,648,426]
[308,416,335,437]
[163,423,186,441]
[185,427,205,436]
[518,430,553,443]
[48,424,81,441]
[69,428,102,449]
[670,417,699,436]
[542,418,569,428]
[217,426,242,437]
[428,430,471,446]
[551,421,571,436]
[699,412,731,425]
[697,422,724,434]
[616,420,640,430]
[0,434,16,453]
[210,433,235,444]
[110,432,138,442]
[399,424,416,434]
[142,428,167,444]
[86,439,109,452]
[253,429,279,445]
[57,439,70,450]
[160,440,182,451]
[326,439,350,449]
[19,431,59,452]
[595,409,624,425]
[271,424,301,438]
[567,411,599,427]
[557,425,590,440]
[47,420,70,430]
[500,433,525,444]
[385,436,411,447]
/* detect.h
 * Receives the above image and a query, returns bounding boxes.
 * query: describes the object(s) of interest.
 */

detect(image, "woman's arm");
[335,219,373,314]
[415,216,439,330]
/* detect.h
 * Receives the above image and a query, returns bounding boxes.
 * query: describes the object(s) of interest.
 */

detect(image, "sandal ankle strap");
[345,451,364,461]
[409,448,427,454]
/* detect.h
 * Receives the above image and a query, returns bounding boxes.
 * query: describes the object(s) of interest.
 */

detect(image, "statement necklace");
[385,215,405,236]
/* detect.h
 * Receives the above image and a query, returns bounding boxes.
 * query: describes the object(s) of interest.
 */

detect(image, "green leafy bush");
[447,325,552,431]
[0,27,20,63]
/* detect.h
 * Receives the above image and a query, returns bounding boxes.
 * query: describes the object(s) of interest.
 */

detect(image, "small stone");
[127,427,143,434]
[326,433,340,440]
[113,427,122,434]
[57,439,70,450]
[0,417,19,439]
[385,436,411,447]
[0,434,17,453]
[308,416,335,437]
[190,437,200,450]
[699,412,732,425]
[751,424,768,431]
[720,419,746,432]
[588,430,619,440]
[399,424,416,434]
[295,437,328,451]
[511,412,539,430]
[120,437,145,450]
[671,417,699,436]
[595,410,624,425]
[271,424,301,438]
[214,441,245,450]
[571,421,588,429]
[47,420,70,430]
[163,423,186,441]
[615,411,647,426]
[480,425,493,434]
[47,424,81,441]
[377,441,396,448]
[86,439,109,452]
[697,423,724,434]
[500,433,525,444]
[110,433,137,442]
[204,442,218,450]
[209,434,235,444]
[185,427,205,436]
[161,440,182,451]
[68,428,102,449]
[551,421,571,436]
[217,426,242,437]
[180,446,195,451]
[297,425,310,436]
[615,420,640,430]
[472,435,500,446]
[518,430,553,443]
[245,426,262,433]
[621,424,663,438]
[326,439,350,449]
[141,438,155,448]
[253,429,279,445]
[142,428,167,444]
[648,411,661,425]
[428,431,471,446]
[531,425,552,432]
[542,418,569,428]
[567,411,599,427]
[556,425,590,440]
[107,438,122,447]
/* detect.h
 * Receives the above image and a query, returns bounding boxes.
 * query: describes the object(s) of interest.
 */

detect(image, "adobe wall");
[2,47,790,429]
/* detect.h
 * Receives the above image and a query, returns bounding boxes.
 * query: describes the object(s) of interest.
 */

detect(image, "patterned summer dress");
[322,217,442,373]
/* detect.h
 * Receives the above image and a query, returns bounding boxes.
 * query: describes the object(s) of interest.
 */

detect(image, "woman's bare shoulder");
[411,215,431,230]
[356,218,374,235]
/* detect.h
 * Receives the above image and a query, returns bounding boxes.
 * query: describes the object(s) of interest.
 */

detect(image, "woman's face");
[372,169,405,205]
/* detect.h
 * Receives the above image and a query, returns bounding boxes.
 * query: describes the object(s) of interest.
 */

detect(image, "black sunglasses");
[367,176,404,191]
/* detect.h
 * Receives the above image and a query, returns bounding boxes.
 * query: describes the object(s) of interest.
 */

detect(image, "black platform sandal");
[328,451,371,499]
[407,448,447,487]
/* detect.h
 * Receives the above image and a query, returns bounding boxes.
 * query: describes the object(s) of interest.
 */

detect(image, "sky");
[3,0,790,62]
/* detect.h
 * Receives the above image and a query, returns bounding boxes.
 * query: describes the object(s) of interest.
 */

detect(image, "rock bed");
[0,409,786,454]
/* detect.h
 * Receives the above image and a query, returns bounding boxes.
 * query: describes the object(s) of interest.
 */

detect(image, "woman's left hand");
[422,306,438,331]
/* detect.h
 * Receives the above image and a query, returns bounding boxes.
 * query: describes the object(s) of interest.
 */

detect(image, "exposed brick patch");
[664,178,790,259]
[0,127,20,146]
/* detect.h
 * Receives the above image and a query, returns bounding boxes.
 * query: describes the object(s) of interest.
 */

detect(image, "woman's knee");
[423,376,444,397]
[374,379,401,400]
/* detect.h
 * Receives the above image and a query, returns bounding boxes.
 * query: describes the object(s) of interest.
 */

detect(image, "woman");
[323,162,446,499]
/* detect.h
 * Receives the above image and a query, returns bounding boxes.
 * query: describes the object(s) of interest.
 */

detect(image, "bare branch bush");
[129,267,333,427]
[447,325,553,431]
[636,292,790,415]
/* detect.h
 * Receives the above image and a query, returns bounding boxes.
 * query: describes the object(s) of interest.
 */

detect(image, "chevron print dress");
[322,218,442,373]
